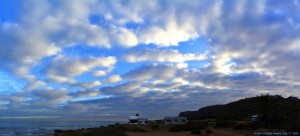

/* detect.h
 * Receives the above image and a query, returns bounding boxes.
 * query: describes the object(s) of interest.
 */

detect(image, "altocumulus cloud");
[44,55,116,79]
[122,48,206,63]
[0,0,300,120]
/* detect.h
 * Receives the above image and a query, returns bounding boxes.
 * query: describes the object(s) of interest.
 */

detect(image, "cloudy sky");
[0,0,300,121]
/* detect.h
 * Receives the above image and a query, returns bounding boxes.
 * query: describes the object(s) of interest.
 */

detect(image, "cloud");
[139,19,199,46]
[200,1,300,85]
[73,81,102,89]
[124,64,185,81]
[24,80,46,91]
[0,23,61,62]
[21,0,111,48]
[92,70,107,77]
[0,95,28,103]
[0,23,61,80]
[123,49,206,63]
[32,88,70,103]
[100,81,142,95]
[44,55,116,78]
[111,27,138,47]
[47,75,76,84]
[106,75,122,83]
[69,90,100,98]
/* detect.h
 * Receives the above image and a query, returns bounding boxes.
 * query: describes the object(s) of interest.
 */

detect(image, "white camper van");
[164,116,187,125]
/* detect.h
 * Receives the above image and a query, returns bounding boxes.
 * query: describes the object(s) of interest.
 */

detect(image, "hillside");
[179,95,300,124]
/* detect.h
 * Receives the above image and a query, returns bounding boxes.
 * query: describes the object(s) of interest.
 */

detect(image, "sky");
[0,0,300,121]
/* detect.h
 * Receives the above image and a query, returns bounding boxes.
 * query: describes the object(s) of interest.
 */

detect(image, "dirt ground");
[127,131,193,136]
[127,128,253,136]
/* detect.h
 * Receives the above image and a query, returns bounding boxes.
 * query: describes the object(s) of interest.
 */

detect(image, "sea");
[0,120,124,136]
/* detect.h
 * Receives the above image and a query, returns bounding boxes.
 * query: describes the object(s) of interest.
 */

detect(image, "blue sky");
[1,0,300,121]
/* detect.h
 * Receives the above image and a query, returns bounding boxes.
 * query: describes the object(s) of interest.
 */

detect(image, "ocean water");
[0,120,122,136]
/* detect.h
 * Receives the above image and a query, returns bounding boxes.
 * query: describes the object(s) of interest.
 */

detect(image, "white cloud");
[0,23,61,79]
[139,19,199,46]
[93,70,107,77]
[74,81,102,89]
[44,55,116,78]
[47,75,76,84]
[123,49,206,63]
[111,27,138,47]
[124,64,185,81]
[20,0,111,48]
[100,81,142,95]
[24,80,46,91]
[175,63,188,69]
[172,77,189,84]
[106,75,122,83]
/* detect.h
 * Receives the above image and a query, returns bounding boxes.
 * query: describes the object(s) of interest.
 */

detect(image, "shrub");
[85,127,128,136]
[128,127,146,132]
[184,121,207,131]
[205,129,213,133]
[190,129,202,134]
[233,124,254,130]
[150,124,160,130]
[214,121,230,128]
[54,129,63,133]
[117,125,146,132]
[168,125,185,132]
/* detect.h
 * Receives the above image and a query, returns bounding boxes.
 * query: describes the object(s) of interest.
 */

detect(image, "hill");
[179,94,300,128]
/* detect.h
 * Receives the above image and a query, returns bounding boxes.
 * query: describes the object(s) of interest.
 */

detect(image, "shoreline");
[0,121,123,136]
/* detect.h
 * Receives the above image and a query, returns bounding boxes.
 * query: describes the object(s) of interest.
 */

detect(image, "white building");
[128,113,148,124]
[128,115,139,124]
